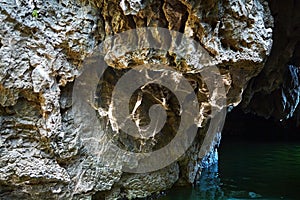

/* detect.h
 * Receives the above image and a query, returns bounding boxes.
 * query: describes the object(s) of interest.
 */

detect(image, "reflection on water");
[159,138,300,199]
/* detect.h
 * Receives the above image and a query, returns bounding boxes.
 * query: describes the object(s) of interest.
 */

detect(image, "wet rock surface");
[0,0,279,199]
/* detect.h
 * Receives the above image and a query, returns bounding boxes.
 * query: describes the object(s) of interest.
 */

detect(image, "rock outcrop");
[241,0,300,124]
[0,0,278,199]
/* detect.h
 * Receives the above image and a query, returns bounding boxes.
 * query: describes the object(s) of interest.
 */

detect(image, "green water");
[160,138,300,199]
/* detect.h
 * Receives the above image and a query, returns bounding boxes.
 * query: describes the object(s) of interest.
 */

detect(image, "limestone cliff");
[0,0,294,199]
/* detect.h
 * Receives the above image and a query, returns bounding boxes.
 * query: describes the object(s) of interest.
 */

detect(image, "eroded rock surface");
[241,0,300,123]
[0,0,273,199]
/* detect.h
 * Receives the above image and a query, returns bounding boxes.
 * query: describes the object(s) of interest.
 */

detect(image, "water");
[159,137,300,199]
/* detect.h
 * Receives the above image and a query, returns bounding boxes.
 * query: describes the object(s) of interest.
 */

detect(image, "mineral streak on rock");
[0,0,274,199]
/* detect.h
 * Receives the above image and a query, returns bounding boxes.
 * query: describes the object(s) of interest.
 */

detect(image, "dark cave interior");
[222,107,300,142]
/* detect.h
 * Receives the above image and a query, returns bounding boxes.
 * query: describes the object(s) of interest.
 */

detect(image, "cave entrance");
[215,108,300,199]
[160,107,300,199]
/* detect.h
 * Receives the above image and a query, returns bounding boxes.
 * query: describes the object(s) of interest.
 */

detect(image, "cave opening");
[159,107,300,200]
[222,107,300,141]
[217,108,300,199]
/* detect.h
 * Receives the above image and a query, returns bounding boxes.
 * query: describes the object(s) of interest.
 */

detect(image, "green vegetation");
[32,9,38,18]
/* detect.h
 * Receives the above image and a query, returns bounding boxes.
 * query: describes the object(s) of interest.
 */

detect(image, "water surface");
[159,138,300,199]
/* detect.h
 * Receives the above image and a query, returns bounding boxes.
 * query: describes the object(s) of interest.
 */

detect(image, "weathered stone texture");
[241,0,300,124]
[0,0,275,199]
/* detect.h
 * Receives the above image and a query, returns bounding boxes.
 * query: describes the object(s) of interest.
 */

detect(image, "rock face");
[241,0,300,123]
[0,0,275,199]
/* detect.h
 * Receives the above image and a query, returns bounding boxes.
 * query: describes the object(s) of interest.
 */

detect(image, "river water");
[159,137,300,200]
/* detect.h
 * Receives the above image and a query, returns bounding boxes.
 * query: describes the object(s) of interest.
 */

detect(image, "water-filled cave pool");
[160,110,300,200]
[160,138,300,199]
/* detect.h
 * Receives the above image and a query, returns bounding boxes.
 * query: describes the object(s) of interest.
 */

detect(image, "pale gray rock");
[120,0,150,15]
[0,0,275,199]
